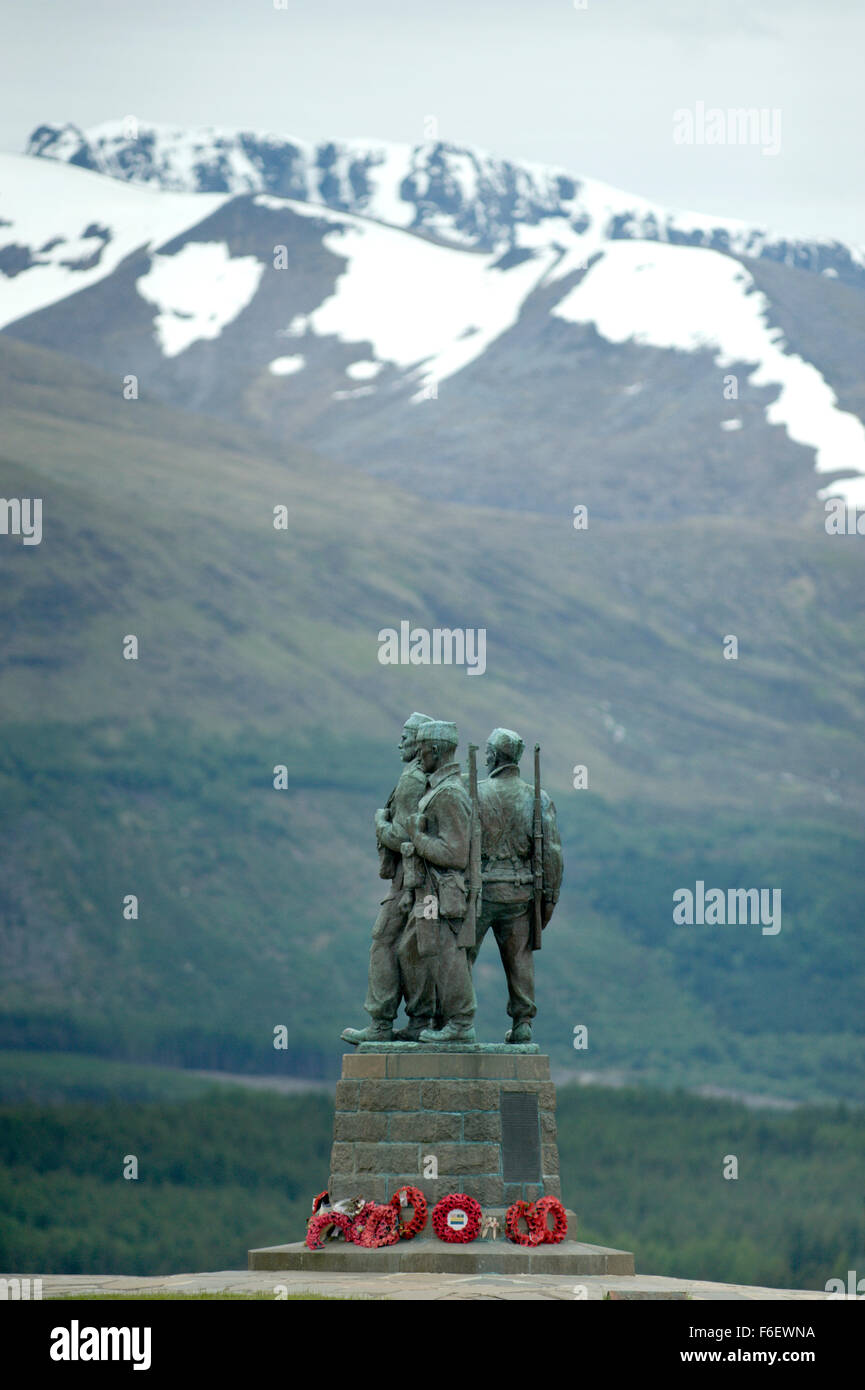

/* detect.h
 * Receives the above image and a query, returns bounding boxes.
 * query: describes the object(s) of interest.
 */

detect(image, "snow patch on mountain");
[136,242,264,356]
[554,241,865,503]
[345,359,382,380]
[0,153,227,329]
[266,195,557,398]
[269,355,305,375]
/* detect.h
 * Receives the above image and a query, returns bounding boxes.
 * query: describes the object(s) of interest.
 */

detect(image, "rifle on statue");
[459,743,482,949]
[532,743,544,951]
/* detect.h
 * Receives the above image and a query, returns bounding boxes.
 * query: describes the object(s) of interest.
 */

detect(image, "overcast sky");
[1,0,862,242]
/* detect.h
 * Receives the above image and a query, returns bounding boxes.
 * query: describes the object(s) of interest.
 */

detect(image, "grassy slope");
[0,336,863,1095]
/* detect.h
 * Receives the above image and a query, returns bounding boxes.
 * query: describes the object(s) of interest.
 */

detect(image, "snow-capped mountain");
[4,122,865,516]
[28,120,865,286]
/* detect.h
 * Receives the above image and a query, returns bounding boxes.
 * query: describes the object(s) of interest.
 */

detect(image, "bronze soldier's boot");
[392,1016,432,1041]
[418,1020,477,1043]
[340,1020,394,1046]
[505,1021,532,1044]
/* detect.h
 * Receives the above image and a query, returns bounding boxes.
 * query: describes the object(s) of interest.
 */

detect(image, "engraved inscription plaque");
[500,1091,542,1183]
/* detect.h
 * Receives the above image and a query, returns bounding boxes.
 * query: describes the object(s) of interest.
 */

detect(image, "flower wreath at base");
[305,1197,400,1251]
[389,1185,428,1239]
[350,1201,400,1248]
[505,1196,567,1246]
[534,1195,568,1244]
[305,1209,355,1251]
[305,1187,565,1251]
[431,1193,483,1244]
[506,1199,543,1246]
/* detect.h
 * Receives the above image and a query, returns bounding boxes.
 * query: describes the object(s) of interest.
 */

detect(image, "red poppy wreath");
[389,1185,428,1239]
[505,1199,544,1246]
[305,1209,354,1251]
[431,1192,482,1243]
[534,1195,568,1244]
[353,1202,400,1248]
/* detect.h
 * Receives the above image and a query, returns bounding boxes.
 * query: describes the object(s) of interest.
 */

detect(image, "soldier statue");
[397,720,477,1043]
[341,712,432,1045]
[468,727,563,1043]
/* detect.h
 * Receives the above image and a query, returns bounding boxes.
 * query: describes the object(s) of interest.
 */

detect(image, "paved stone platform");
[16,1270,831,1301]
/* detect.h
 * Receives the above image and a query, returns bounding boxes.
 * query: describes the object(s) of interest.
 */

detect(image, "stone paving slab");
[10,1270,830,1301]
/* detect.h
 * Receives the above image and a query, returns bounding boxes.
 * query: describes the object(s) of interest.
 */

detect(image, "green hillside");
[0,336,863,1096]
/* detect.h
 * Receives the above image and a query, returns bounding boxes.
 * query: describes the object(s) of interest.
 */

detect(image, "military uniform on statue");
[341,712,432,1046]
[397,720,476,1043]
[470,727,563,1044]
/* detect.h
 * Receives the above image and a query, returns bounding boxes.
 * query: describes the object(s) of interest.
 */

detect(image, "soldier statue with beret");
[341,711,433,1045]
[469,727,563,1043]
[397,720,477,1043]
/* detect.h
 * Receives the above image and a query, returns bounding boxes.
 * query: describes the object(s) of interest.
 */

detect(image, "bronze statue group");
[342,713,562,1046]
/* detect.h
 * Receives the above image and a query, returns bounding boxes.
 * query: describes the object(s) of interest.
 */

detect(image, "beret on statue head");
[404,711,435,730]
[415,720,459,749]
[487,727,525,765]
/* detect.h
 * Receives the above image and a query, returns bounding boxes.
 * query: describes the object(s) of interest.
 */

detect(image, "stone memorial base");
[248,1230,634,1275]
[329,1043,560,1208]
[248,1045,635,1277]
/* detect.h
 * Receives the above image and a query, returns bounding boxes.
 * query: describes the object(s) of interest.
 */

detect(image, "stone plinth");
[248,1234,635,1275]
[248,1045,635,1277]
[329,1045,559,1209]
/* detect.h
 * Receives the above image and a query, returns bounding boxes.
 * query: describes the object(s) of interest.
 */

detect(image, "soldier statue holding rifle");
[468,728,563,1043]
